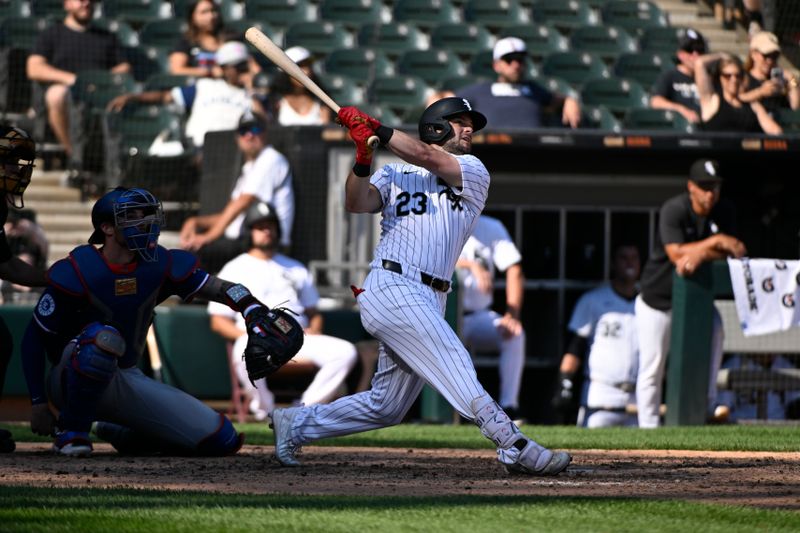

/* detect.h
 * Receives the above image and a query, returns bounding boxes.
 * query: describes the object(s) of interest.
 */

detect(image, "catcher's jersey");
[568,285,639,408]
[368,154,490,280]
[208,252,317,329]
[459,215,522,312]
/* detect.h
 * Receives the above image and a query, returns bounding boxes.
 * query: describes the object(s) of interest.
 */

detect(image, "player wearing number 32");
[270,97,571,475]
[21,187,301,456]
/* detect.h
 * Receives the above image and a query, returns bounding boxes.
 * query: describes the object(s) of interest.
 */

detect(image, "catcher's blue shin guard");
[196,414,244,456]
[59,323,125,433]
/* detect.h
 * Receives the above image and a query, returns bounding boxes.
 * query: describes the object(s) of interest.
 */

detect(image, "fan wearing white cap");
[268,46,332,126]
[740,31,800,114]
[457,37,581,129]
[107,41,266,149]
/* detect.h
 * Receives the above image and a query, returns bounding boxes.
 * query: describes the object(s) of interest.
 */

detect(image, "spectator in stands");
[717,354,800,421]
[169,0,226,78]
[455,215,526,424]
[108,41,265,149]
[457,37,581,129]
[740,31,800,115]
[695,52,783,134]
[179,113,294,273]
[267,47,332,126]
[650,28,707,125]
[636,158,746,428]
[208,201,357,419]
[26,0,131,160]
[742,0,775,35]
[553,244,640,428]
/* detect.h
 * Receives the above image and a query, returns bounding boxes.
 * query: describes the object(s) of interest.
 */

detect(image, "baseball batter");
[270,98,571,475]
[555,245,641,428]
[21,187,284,456]
[208,201,356,418]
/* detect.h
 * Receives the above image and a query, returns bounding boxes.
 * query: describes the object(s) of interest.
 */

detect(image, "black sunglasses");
[237,124,264,136]
[501,53,527,64]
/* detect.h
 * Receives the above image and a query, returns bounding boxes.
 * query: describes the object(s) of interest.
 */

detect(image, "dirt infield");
[1,444,799,510]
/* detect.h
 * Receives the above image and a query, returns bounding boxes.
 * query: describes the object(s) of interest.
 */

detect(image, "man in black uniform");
[650,28,708,126]
[0,126,47,453]
[634,159,746,428]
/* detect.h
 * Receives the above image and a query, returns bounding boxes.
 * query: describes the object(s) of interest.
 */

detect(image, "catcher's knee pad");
[471,396,525,450]
[71,323,126,382]
[196,415,244,456]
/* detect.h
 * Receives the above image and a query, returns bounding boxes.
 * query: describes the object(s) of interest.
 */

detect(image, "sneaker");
[53,430,93,457]
[506,440,572,476]
[269,407,303,467]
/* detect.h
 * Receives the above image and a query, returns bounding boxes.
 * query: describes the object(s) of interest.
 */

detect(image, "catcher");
[21,187,302,457]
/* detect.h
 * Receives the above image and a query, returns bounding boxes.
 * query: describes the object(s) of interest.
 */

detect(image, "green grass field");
[2,422,799,532]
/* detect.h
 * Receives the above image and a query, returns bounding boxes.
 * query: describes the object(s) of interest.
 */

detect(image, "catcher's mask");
[0,125,35,208]
[244,201,281,241]
[418,97,487,145]
[89,187,164,261]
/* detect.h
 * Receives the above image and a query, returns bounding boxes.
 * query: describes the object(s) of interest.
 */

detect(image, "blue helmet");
[88,187,164,261]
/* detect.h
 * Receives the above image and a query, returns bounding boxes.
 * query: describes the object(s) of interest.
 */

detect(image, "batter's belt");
[381,259,451,292]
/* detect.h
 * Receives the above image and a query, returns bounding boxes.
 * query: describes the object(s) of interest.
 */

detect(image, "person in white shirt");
[208,202,357,419]
[268,47,332,126]
[456,215,526,423]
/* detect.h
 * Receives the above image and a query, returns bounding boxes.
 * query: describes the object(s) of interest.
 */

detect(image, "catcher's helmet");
[89,187,164,262]
[244,201,281,240]
[0,125,35,208]
[418,97,486,144]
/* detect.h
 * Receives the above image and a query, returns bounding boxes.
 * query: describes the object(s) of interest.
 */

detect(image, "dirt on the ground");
[1,444,799,510]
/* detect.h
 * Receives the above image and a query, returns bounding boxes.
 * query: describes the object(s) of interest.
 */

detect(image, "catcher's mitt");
[243,306,304,384]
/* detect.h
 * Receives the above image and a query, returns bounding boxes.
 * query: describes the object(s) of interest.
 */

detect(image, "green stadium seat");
[530,0,600,32]
[105,104,184,156]
[92,18,139,48]
[317,73,365,105]
[534,75,580,99]
[429,23,493,57]
[125,45,170,82]
[396,49,466,86]
[102,0,164,26]
[143,73,197,91]
[284,21,354,55]
[463,0,530,30]
[71,70,137,111]
[226,19,278,44]
[244,0,316,29]
[173,0,239,20]
[323,48,394,83]
[30,0,65,18]
[774,108,800,133]
[638,26,692,55]
[319,0,385,28]
[600,0,669,36]
[0,0,26,18]
[358,103,403,127]
[468,50,539,79]
[580,77,649,116]
[138,19,187,49]
[0,16,50,50]
[622,107,693,132]
[613,52,672,89]
[569,25,638,62]
[367,74,432,114]
[540,51,608,87]
[499,24,569,62]
[579,104,621,131]
[357,22,427,58]
[440,75,491,93]
[393,0,460,30]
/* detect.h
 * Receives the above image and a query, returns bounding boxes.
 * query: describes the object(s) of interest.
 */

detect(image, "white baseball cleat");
[270,407,303,467]
[506,441,572,476]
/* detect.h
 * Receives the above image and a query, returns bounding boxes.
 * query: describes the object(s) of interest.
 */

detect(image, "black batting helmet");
[418,97,487,144]
[244,201,281,240]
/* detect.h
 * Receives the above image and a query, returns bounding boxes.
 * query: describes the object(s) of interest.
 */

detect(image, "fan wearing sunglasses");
[740,31,800,114]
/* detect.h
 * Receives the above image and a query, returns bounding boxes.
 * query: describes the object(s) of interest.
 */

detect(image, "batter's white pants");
[462,309,525,409]
[286,269,537,450]
[233,332,357,414]
[635,295,724,428]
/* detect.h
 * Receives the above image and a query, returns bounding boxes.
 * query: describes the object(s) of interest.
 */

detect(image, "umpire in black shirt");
[634,159,746,428]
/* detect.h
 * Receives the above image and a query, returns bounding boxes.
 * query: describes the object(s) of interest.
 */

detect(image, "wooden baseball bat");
[244,27,380,149]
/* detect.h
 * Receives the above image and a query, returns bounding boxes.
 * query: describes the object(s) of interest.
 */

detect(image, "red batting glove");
[338,106,381,131]
[349,123,375,166]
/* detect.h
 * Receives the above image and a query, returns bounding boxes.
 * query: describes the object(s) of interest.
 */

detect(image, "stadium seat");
[774,108,800,133]
[429,23,493,57]
[622,108,693,133]
[71,70,137,111]
[173,0,239,20]
[469,50,538,79]
[499,24,569,62]
[440,75,490,93]
[226,19,278,45]
[0,16,49,51]
[125,45,170,82]
[323,48,394,84]
[0,0,26,19]
[580,77,649,116]
[143,73,197,91]
[284,21,354,55]
[92,18,139,48]
[540,51,608,88]
[393,0,460,30]
[357,22,427,58]
[638,26,692,55]
[138,19,187,49]
[579,104,621,131]
[358,103,403,127]
[463,0,530,30]
[30,0,65,18]
[600,0,669,36]
[569,25,638,62]
[535,75,580,99]
[317,73,365,105]
[367,75,432,114]
[105,104,184,157]
[396,49,466,86]
[530,0,600,32]
[244,0,316,29]
[318,0,386,28]
[613,52,672,89]
[102,0,164,26]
